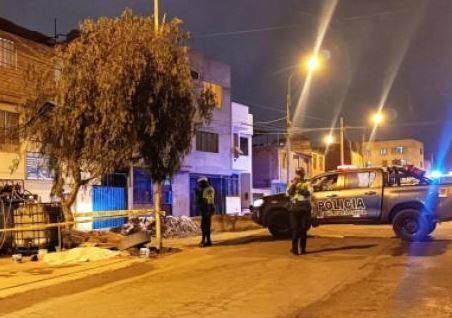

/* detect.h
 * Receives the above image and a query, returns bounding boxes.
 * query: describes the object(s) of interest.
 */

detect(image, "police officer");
[196,177,215,247]
[287,167,312,255]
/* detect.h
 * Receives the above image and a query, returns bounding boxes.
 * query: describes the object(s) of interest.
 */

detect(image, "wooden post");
[154,181,162,252]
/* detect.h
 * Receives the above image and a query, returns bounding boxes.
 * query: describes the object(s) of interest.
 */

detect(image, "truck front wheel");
[268,210,291,239]
[392,209,429,242]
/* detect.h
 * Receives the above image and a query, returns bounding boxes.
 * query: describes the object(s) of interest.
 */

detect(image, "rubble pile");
[115,216,200,238]
[62,229,125,249]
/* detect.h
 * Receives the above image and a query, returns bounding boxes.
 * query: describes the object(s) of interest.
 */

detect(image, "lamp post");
[286,54,321,183]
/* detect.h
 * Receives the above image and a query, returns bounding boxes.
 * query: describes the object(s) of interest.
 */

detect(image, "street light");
[286,54,322,183]
[371,112,384,125]
[306,55,321,72]
[324,134,334,145]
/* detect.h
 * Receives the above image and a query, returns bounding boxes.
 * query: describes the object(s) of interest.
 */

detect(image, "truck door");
[340,170,383,219]
[311,172,345,220]
[311,170,383,221]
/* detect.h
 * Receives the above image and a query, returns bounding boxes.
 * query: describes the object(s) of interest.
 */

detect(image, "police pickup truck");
[251,166,452,241]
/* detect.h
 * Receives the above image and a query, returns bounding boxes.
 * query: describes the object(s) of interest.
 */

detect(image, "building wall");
[252,145,310,193]
[181,51,232,177]
[0,19,54,202]
[324,142,363,171]
[363,139,424,168]
[171,172,190,217]
[311,151,326,176]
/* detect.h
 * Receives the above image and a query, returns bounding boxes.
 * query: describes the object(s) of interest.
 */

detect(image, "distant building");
[311,150,326,176]
[362,139,424,169]
[252,144,311,196]
[324,141,364,171]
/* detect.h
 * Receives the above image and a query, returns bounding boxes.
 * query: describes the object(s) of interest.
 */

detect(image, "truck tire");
[268,210,291,239]
[428,222,437,235]
[392,209,429,242]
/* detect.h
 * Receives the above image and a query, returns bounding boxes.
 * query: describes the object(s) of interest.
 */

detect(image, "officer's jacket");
[287,178,311,203]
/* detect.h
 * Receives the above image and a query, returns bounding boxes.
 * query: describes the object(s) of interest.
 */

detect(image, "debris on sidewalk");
[114,216,200,239]
[63,229,125,249]
[118,231,150,250]
[42,247,119,266]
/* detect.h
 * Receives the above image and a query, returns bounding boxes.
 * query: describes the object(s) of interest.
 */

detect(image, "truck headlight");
[253,199,264,208]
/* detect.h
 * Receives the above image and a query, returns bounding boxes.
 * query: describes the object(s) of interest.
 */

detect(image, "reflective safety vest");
[202,186,215,205]
[287,179,311,203]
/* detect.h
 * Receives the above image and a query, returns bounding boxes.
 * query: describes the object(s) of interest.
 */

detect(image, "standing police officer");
[196,177,215,247]
[287,167,312,255]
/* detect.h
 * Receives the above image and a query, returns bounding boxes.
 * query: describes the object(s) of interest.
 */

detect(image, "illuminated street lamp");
[286,54,322,182]
[324,134,334,145]
[306,55,321,72]
[371,112,384,125]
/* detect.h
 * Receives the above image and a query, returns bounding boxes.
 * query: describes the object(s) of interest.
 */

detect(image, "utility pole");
[154,0,159,32]
[286,74,294,185]
[153,0,162,253]
[340,116,345,166]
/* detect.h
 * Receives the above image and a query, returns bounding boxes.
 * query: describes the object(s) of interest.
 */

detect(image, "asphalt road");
[3,224,452,318]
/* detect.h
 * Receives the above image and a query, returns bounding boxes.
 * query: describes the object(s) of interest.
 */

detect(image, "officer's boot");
[300,236,307,255]
[291,239,299,255]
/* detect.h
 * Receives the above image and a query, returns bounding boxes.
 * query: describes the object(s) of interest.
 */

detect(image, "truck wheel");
[428,222,437,235]
[268,210,291,239]
[392,209,429,242]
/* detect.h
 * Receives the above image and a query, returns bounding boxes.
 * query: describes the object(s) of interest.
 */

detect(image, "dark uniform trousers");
[290,201,311,254]
[200,206,214,244]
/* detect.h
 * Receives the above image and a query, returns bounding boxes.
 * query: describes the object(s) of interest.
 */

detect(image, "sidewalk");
[0,229,266,300]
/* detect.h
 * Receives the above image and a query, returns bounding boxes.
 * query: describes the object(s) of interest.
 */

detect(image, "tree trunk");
[153,181,162,251]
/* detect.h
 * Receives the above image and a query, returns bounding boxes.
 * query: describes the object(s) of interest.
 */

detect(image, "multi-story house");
[128,52,254,217]
[0,17,54,200]
[362,139,424,169]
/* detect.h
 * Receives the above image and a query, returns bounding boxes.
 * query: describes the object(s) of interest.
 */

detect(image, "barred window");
[0,38,17,68]
[0,110,19,145]
[240,137,249,156]
[196,131,219,153]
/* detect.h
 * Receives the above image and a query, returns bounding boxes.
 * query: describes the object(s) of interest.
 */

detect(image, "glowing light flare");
[292,0,338,127]
[306,55,321,72]
[371,112,385,125]
[324,134,335,145]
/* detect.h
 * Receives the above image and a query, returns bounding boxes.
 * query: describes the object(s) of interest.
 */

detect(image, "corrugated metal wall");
[92,186,127,230]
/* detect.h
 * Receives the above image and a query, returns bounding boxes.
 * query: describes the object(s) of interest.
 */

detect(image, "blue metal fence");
[92,186,127,229]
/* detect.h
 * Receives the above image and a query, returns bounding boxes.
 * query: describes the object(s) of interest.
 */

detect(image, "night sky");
[1,0,451,168]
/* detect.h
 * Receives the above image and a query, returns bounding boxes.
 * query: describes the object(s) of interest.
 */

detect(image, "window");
[392,159,407,166]
[382,160,388,167]
[196,131,219,153]
[392,146,406,155]
[203,81,224,108]
[319,156,324,170]
[365,161,372,167]
[420,148,423,155]
[345,172,377,189]
[190,69,200,80]
[0,110,19,145]
[26,152,53,180]
[420,161,423,168]
[366,150,371,157]
[239,137,249,156]
[380,148,388,156]
[311,174,341,192]
[0,38,16,68]
[312,154,318,170]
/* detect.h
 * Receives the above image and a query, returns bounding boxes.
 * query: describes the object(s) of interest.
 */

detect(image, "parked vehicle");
[251,166,452,241]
